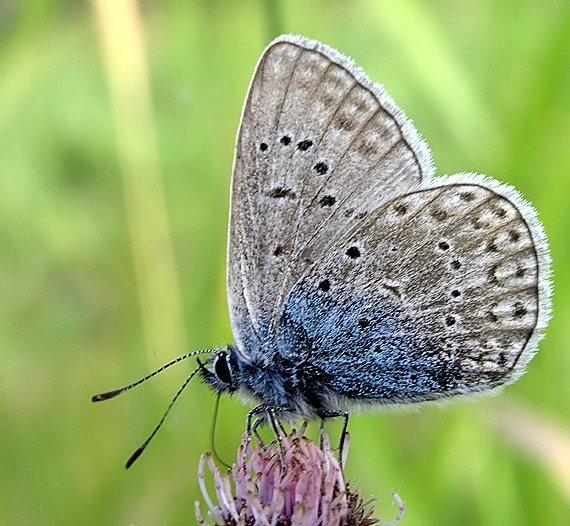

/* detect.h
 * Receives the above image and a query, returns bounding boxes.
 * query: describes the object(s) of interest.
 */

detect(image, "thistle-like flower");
[195,423,404,526]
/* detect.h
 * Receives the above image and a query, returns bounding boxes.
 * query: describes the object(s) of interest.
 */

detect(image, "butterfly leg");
[246,404,268,447]
[252,422,265,447]
[266,406,287,464]
[246,404,291,464]
[319,418,327,450]
[318,410,350,466]
[242,405,268,466]
[246,404,287,443]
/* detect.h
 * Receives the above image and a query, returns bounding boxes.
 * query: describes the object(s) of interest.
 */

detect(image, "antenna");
[92,349,217,401]
[124,367,202,468]
[92,349,218,468]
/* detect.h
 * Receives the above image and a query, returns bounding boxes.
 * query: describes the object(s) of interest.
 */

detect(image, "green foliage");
[1,1,569,524]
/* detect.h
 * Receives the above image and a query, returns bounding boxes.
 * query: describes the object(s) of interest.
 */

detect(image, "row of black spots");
[257,136,314,153]
[435,246,465,286]
[258,137,331,176]
[437,238,460,327]
[259,135,293,152]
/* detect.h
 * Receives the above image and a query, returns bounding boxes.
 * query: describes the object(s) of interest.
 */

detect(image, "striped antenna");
[92,349,218,402]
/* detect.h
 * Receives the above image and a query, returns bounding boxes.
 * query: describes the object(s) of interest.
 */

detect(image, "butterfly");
[94,35,551,467]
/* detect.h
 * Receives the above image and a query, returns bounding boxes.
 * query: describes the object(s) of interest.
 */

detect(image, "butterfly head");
[198,348,240,394]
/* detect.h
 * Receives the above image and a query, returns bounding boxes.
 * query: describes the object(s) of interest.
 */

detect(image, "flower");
[195,423,404,526]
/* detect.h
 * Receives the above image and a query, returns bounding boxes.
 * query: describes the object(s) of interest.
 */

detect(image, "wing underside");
[275,181,548,402]
[227,36,432,358]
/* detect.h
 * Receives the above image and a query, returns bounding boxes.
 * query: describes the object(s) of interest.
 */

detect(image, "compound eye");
[214,353,232,385]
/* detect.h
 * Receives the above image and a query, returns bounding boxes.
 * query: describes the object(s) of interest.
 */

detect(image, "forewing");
[276,179,550,403]
[228,35,432,358]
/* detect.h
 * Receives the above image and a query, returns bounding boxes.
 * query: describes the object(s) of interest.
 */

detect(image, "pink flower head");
[195,423,404,526]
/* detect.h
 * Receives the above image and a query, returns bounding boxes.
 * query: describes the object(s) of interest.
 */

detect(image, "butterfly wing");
[276,177,551,403]
[228,35,433,359]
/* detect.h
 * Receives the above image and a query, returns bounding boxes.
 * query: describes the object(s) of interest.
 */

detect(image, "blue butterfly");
[94,35,551,467]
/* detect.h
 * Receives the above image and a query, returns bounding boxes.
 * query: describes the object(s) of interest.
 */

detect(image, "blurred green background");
[1,0,569,524]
